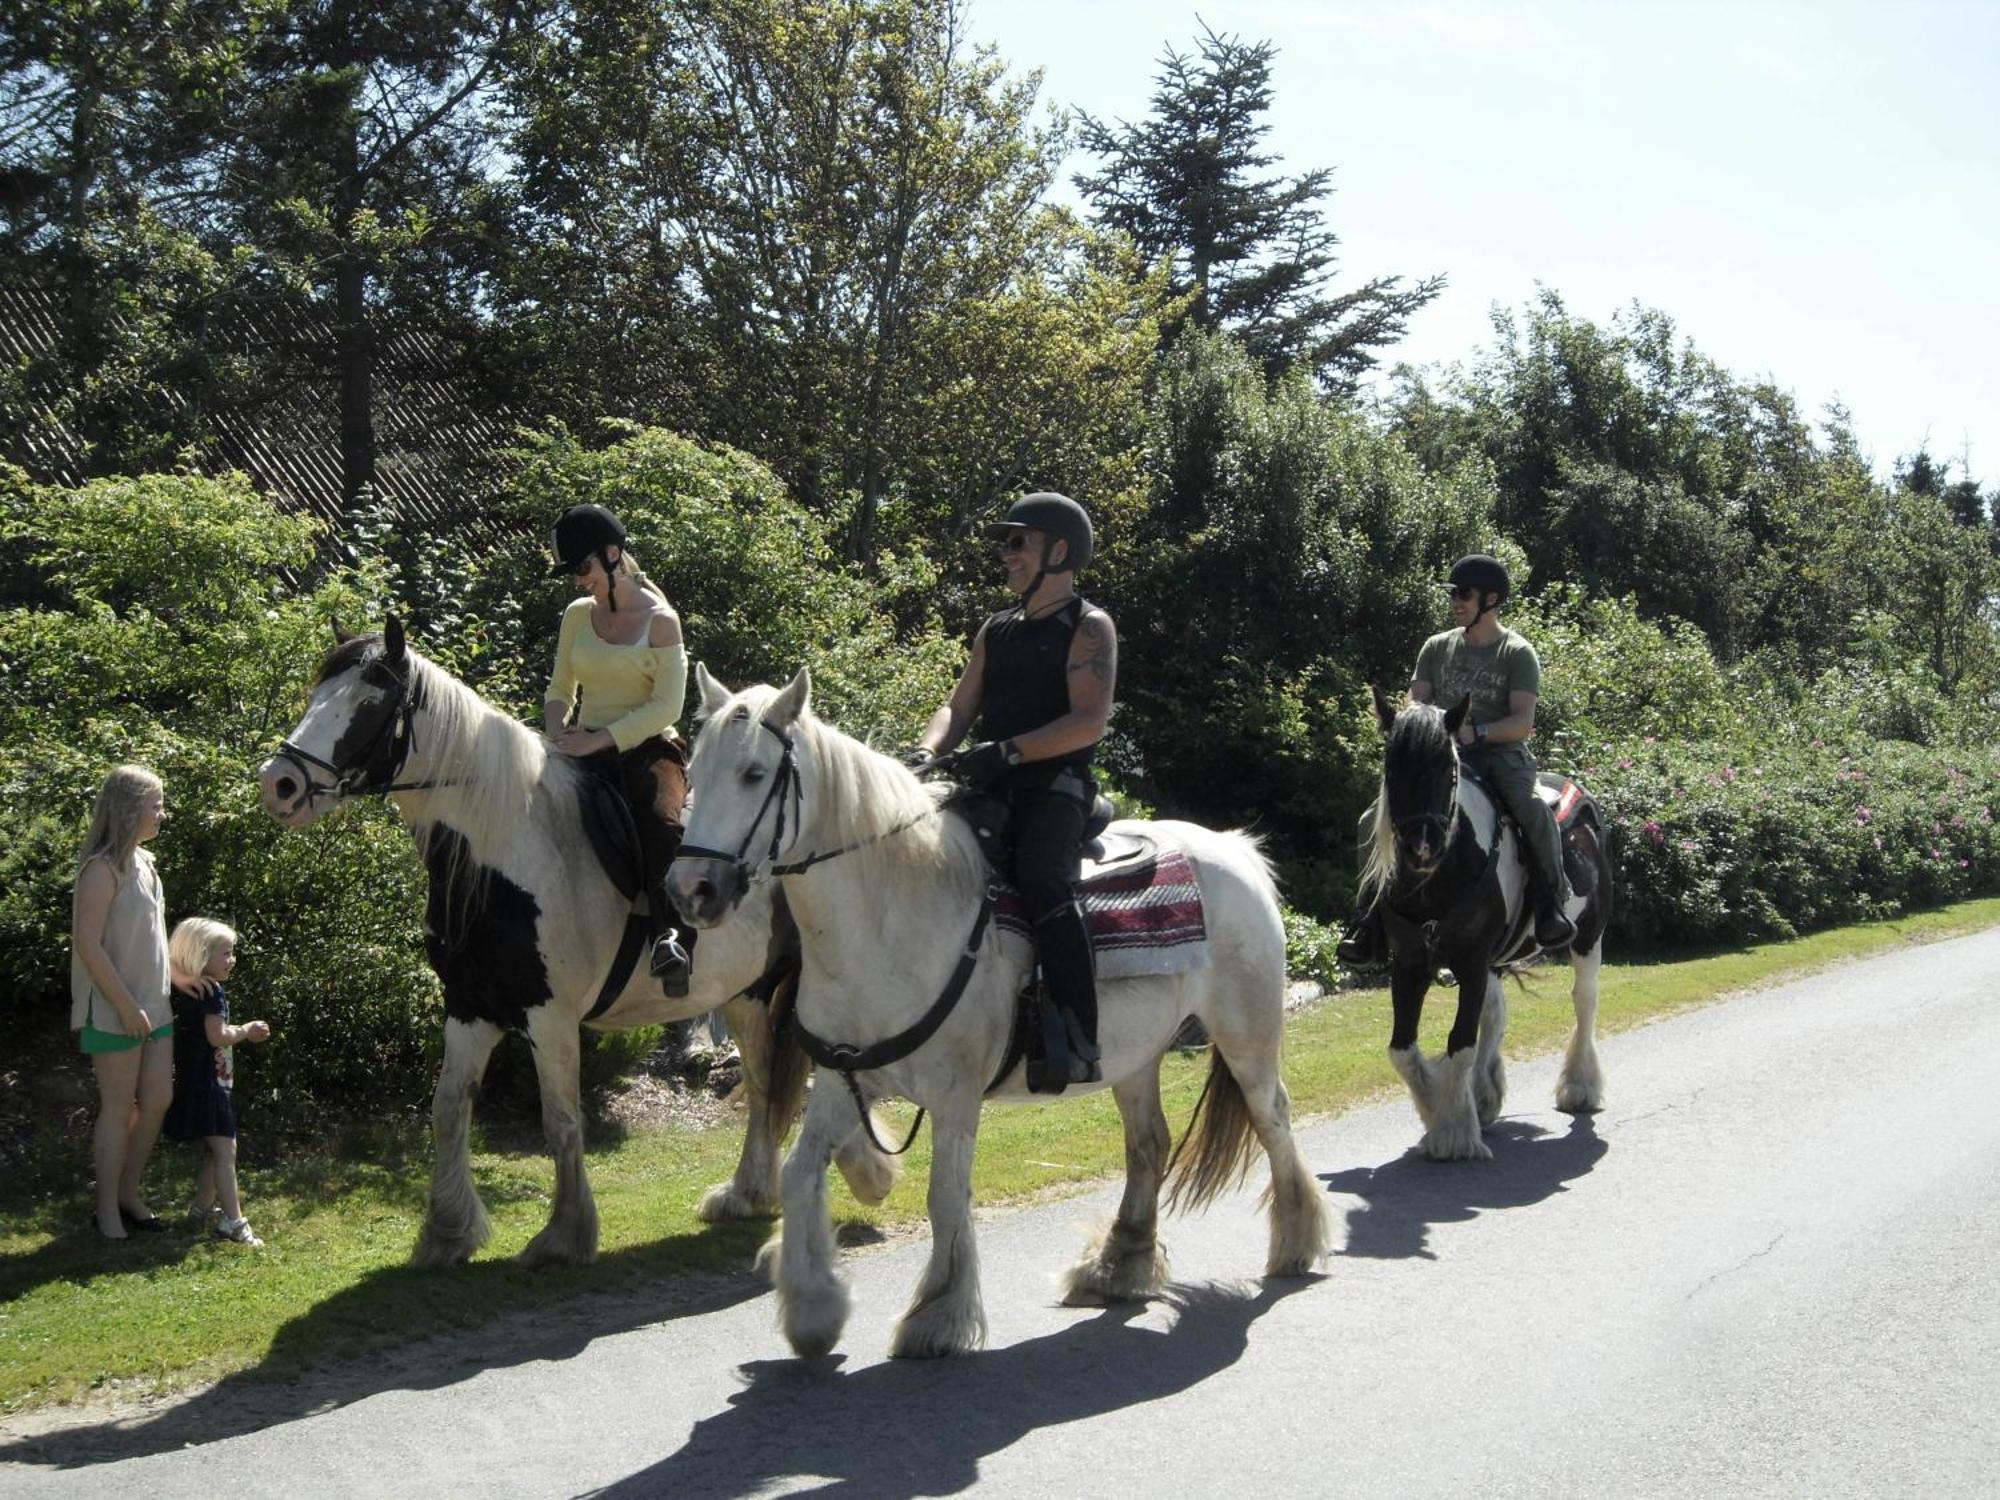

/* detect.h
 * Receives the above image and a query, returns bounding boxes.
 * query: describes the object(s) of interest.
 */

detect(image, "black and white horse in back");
[256,618,896,1267]
[1361,688,1614,1160]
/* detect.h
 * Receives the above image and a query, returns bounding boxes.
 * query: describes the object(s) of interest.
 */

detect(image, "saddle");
[944,793,1210,1094]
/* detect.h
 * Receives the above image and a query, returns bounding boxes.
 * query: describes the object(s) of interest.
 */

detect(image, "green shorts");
[79,1020,173,1054]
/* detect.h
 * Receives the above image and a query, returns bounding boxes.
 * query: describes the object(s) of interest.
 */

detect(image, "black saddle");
[576,765,644,903]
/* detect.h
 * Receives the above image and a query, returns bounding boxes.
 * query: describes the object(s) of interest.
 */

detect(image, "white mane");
[719,684,985,913]
[404,649,551,866]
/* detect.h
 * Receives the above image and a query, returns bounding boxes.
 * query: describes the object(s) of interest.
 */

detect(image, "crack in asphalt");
[1685,1230,1788,1301]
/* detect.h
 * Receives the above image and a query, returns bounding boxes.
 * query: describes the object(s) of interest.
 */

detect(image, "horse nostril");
[275,776,298,801]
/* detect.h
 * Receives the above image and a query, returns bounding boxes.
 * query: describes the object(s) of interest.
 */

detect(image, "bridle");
[268,660,447,816]
[672,718,809,900]
[675,716,926,900]
[1390,745,1462,892]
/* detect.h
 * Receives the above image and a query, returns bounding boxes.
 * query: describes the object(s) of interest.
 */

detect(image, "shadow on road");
[1319,1114,1607,1260]
[588,1278,1310,1499]
[0,1224,774,1470]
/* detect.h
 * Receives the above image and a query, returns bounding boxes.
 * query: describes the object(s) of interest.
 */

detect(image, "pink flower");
[1874,837,1884,850]
[1855,807,1872,825]
[1643,820,1665,847]
[1679,839,1697,853]
[1643,735,1656,745]
[1720,766,1738,782]
[1960,859,1972,869]
[1618,757,1633,771]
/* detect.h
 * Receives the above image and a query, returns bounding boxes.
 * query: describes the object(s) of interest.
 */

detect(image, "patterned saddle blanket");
[995,832,1209,980]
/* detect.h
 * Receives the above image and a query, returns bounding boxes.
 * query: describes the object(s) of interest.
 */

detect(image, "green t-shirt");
[1413,626,1542,730]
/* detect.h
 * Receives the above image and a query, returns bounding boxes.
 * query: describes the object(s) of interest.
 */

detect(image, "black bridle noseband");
[269,662,444,815]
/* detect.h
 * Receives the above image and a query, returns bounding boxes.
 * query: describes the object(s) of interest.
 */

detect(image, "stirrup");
[1533,908,1577,950]
[650,933,691,997]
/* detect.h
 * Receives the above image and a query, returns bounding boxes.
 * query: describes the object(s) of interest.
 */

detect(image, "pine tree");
[1075,23,1441,388]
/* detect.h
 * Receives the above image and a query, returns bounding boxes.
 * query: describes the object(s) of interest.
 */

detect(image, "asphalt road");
[6,929,1999,1497]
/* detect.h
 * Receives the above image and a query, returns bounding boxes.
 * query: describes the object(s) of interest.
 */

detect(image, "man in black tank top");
[908,493,1118,1091]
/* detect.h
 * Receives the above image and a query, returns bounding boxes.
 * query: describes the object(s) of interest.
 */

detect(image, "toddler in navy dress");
[164,918,271,1245]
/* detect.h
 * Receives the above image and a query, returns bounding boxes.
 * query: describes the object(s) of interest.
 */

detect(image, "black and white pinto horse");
[256,618,897,1267]
[667,667,1330,1360]
[1361,689,1614,1160]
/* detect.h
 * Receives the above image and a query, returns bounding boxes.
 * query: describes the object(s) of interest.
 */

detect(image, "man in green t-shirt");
[1337,554,1576,966]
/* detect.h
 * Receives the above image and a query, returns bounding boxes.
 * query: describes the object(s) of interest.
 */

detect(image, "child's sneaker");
[215,1216,263,1247]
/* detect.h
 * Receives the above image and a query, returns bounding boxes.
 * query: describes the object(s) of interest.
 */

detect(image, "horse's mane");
[724,685,983,912]
[1358,701,1455,906]
[404,649,550,865]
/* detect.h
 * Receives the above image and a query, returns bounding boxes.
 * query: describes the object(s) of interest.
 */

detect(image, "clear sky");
[965,0,2000,483]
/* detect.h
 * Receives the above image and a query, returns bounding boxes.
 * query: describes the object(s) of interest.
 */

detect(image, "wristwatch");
[1473,723,1488,747]
[1002,739,1023,766]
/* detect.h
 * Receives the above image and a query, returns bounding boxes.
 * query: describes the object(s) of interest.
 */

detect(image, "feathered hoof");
[890,1296,987,1359]
[835,1131,901,1207]
[1420,1120,1493,1162]
[698,1179,778,1223]
[1474,1057,1507,1125]
[753,1230,783,1282]
[410,1226,481,1271]
[778,1272,851,1359]
[516,1218,599,1268]
[1555,1077,1605,1114]
[1265,1184,1333,1278]
[1060,1221,1169,1306]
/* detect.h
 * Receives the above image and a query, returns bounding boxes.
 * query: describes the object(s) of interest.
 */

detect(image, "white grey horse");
[667,667,1330,1359]
[255,619,896,1267]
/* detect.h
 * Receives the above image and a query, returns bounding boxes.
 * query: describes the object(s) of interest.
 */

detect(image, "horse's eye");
[742,766,767,784]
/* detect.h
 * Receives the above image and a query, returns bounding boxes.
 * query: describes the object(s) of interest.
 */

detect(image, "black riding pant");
[998,769,1097,1045]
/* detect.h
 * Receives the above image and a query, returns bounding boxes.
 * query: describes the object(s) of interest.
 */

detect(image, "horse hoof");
[699,1181,777,1222]
[1421,1127,1492,1162]
[1555,1082,1604,1114]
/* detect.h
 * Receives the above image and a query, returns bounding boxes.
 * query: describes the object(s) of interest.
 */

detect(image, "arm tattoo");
[1069,615,1117,688]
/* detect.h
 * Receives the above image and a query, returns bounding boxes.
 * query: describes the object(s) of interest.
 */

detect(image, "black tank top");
[977,597,1096,770]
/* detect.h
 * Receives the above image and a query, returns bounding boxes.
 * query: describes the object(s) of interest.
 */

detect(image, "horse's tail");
[1163,1047,1259,1214]
[759,969,811,1147]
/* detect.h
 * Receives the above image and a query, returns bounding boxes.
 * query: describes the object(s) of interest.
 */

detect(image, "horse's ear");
[694,662,731,721]
[1442,693,1472,736]
[1371,684,1396,733]
[332,618,354,646]
[766,666,811,731]
[385,614,407,665]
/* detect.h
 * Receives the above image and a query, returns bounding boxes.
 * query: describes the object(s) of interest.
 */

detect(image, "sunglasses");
[1446,585,1481,602]
[1000,531,1032,553]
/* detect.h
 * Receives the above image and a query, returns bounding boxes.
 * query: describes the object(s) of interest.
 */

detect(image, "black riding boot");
[1335,902,1388,972]
[648,888,695,997]
[1029,902,1101,1094]
[1524,865,1577,952]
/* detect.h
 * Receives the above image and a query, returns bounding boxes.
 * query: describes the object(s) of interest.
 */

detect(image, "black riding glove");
[900,745,936,771]
[950,739,1016,788]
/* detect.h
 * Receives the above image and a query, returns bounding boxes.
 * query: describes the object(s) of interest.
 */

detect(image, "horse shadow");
[1319,1114,1608,1261]
[588,1278,1309,1499]
[0,1223,776,1469]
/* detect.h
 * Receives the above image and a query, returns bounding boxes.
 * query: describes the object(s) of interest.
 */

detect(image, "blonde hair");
[170,916,237,976]
[76,764,162,878]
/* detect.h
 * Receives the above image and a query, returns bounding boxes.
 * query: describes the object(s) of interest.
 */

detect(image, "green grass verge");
[5,895,1998,1415]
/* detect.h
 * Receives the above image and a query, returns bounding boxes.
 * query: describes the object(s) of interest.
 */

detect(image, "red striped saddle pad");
[995,839,1209,980]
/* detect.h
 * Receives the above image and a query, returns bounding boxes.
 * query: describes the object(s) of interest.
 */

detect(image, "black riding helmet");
[1446,554,1509,623]
[982,491,1094,573]
[549,503,627,577]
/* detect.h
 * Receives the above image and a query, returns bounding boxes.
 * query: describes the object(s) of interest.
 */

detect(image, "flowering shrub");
[1575,735,2000,947]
